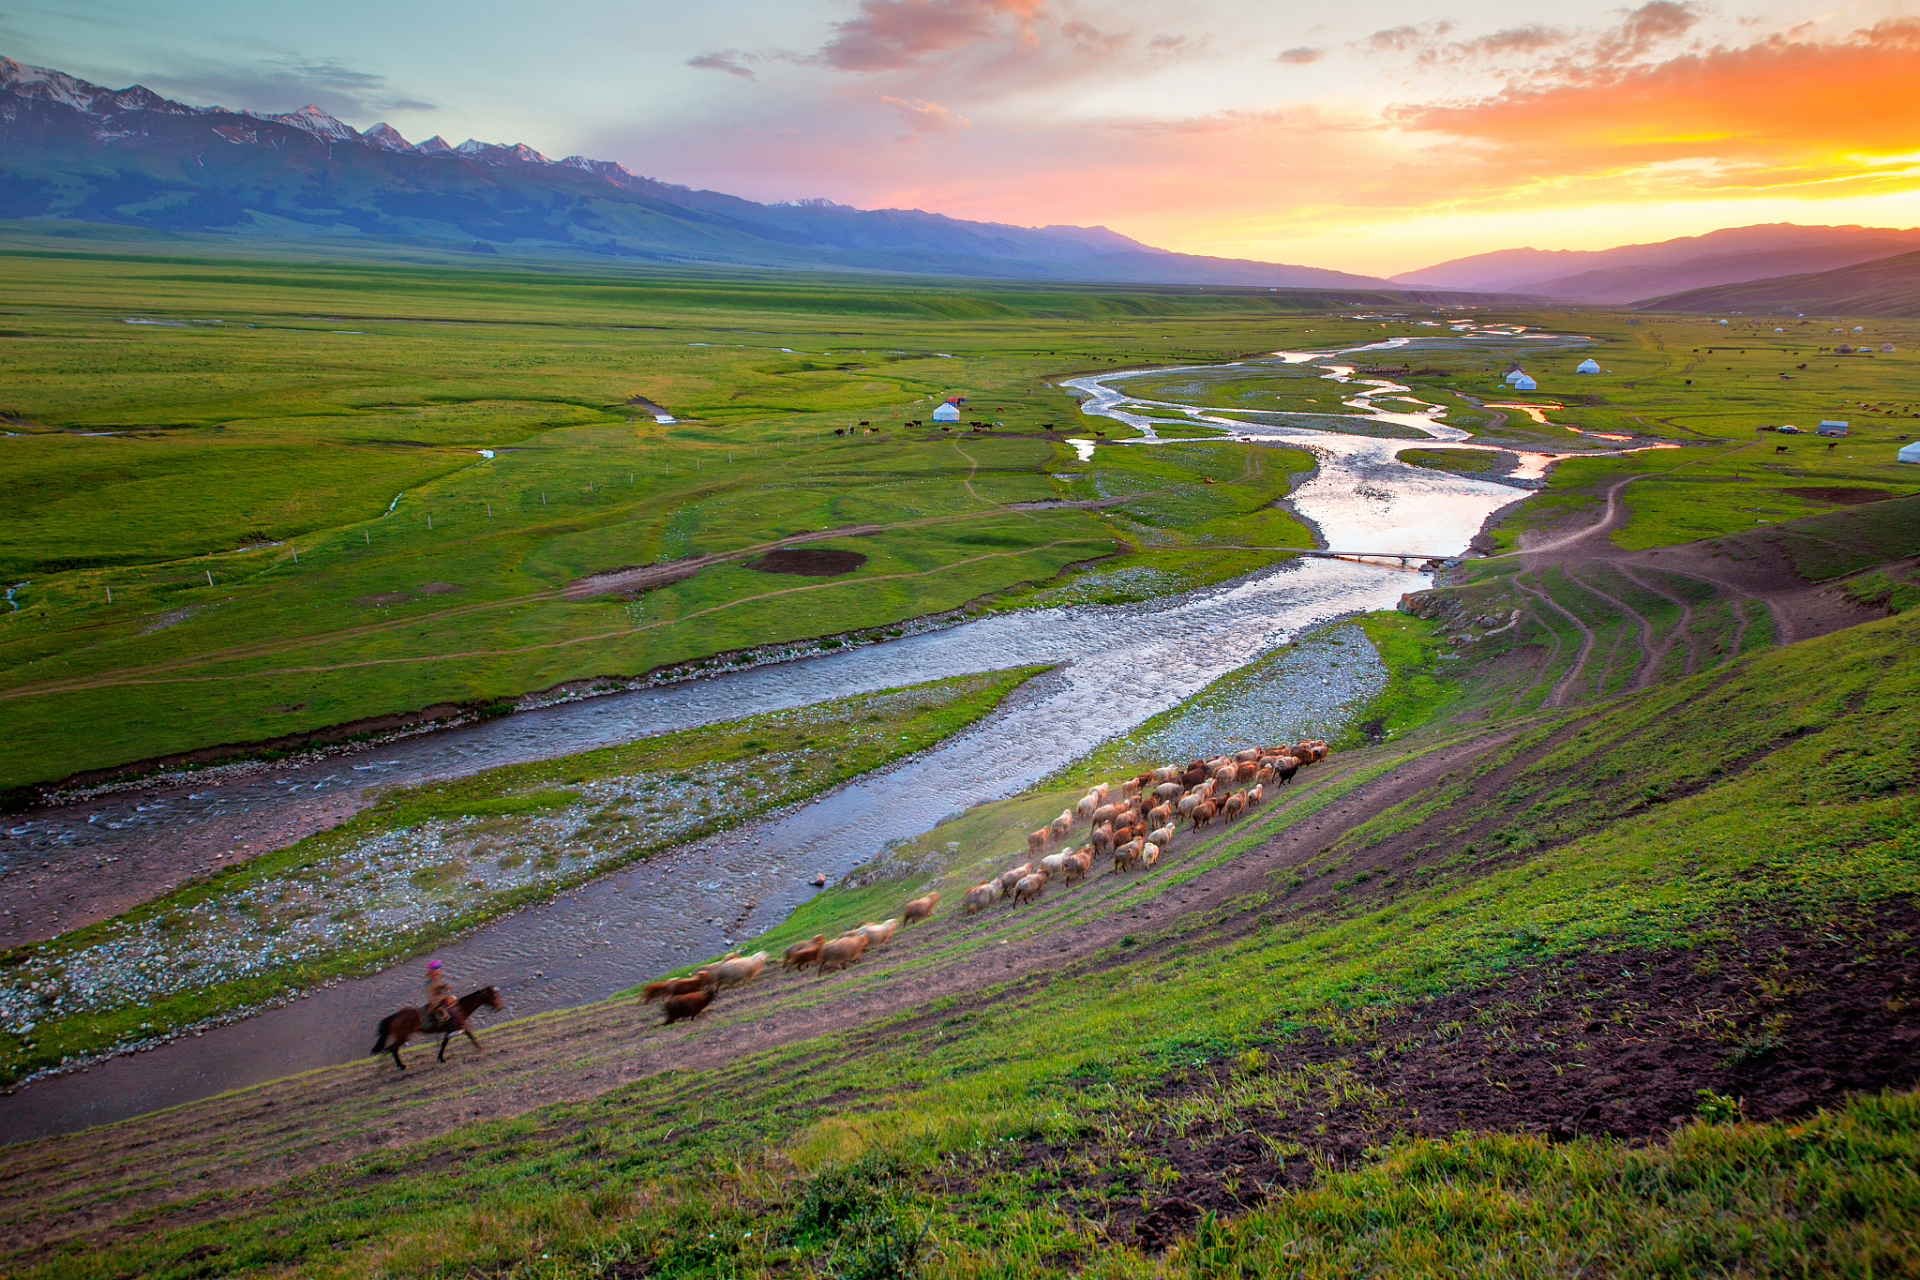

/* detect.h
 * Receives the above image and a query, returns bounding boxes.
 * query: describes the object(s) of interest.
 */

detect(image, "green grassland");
[7,559,1915,1279]
[0,667,1045,1086]
[0,251,1439,790]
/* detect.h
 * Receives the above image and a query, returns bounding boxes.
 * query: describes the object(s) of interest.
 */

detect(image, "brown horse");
[370,986,502,1070]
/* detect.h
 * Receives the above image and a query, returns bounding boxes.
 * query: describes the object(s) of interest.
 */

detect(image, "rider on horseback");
[424,959,457,1030]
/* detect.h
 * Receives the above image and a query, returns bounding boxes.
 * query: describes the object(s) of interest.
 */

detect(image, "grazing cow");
[1223,791,1246,822]
[816,934,868,973]
[642,970,713,1002]
[1013,872,1047,905]
[1050,809,1074,841]
[1148,824,1176,848]
[662,987,715,1025]
[1090,824,1115,856]
[1190,800,1218,830]
[903,893,939,925]
[998,862,1034,895]
[783,937,826,970]
[711,952,768,989]
[1027,827,1050,855]
[962,882,1001,914]
[855,919,899,949]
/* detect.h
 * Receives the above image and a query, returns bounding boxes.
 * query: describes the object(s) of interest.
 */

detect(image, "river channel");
[0,329,1573,1140]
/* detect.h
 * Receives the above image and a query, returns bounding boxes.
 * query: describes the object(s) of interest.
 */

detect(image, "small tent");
[931,402,961,422]
[1817,420,1849,437]
[1898,441,1920,464]
[1575,358,1600,374]
[1512,374,1538,391]
[1881,343,1897,353]
[1503,368,1527,385]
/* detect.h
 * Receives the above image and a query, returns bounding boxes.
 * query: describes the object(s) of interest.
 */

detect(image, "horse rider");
[424,959,457,1029]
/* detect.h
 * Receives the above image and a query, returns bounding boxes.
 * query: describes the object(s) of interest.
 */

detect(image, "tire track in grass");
[1617,565,1698,678]
[1564,566,1656,689]
[1515,572,1595,708]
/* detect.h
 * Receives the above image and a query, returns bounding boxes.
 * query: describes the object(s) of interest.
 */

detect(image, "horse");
[370,986,503,1071]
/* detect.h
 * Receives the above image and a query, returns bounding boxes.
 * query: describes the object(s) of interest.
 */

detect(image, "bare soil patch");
[419,581,463,595]
[1782,487,1896,505]
[746,548,868,577]
[1005,897,1920,1253]
[353,592,416,607]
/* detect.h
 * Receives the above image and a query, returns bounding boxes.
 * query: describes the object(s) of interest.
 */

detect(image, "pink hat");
[426,960,441,970]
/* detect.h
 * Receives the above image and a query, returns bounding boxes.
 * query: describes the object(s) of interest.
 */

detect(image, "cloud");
[879,93,972,131]
[687,50,758,79]
[1276,46,1323,64]
[143,55,431,119]
[1061,20,1129,57]
[1359,21,1455,54]
[1397,18,1920,199]
[1430,25,1568,62]
[815,0,1047,72]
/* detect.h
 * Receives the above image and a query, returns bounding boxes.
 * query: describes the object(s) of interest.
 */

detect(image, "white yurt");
[931,402,961,422]
[1576,358,1600,373]
[1899,441,1920,464]
[1512,374,1538,391]
[1504,368,1526,385]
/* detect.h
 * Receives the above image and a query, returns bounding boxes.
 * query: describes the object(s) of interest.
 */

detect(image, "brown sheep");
[1190,799,1218,829]
[1121,777,1143,798]
[1180,765,1209,789]
[642,970,713,1002]
[1213,765,1237,787]
[1050,809,1074,840]
[1013,872,1047,905]
[1275,757,1300,784]
[1091,802,1121,826]
[962,882,1001,914]
[903,892,939,925]
[1147,824,1176,848]
[782,937,826,970]
[998,862,1034,894]
[1235,747,1262,763]
[1140,842,1160,869]
[1090,823,1115,856]
[710,951,768,988]
[1148,802,1174,828]
[1062,848,1093,884]
[1246,783,1264,809]
[1177,792,1202,817]
[1027,827,1050,854]
[1254,765,1275,786]
[1153,781,1183,802]
[816,933,868,972]
[854,919,899,949]
[1112,838,1144,872]
[1223,791,1246,822]
[1040,850,1071,876]
[661,987,715,1024]
[1234,760,1259,782]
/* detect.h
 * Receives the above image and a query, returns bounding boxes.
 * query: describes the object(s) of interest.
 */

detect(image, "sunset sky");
[9,0,1919,274]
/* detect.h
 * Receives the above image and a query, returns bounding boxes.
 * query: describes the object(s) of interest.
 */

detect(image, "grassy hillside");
[3,488,1915,1276]
[1637,248,1920,318]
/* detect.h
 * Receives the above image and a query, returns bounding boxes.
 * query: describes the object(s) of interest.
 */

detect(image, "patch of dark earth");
[746,548,868,577]
[1781,487,1896,505]
[943,897,1918,1255]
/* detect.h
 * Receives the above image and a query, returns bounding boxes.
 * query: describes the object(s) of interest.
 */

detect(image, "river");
[0,328,1569,1140]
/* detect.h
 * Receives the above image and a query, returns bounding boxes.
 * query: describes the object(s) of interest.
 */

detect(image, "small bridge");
[1287,548,1452,571]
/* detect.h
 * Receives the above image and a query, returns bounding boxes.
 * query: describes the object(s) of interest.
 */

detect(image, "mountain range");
[0,55,1401,288]
[1391,223,1920,303]
[1634,248,1920,318]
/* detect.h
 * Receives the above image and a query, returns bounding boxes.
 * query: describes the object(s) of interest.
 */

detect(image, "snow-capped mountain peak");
[361,122,416,152]
[416,135,456,155]
[0,55,200,117]
[255,104,360,143]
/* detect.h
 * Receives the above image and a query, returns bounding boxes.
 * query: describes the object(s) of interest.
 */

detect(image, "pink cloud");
[815,0,1047,72]
[879,94,973,131]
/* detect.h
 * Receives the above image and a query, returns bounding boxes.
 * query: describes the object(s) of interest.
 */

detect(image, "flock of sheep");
[641,741,1329,1025]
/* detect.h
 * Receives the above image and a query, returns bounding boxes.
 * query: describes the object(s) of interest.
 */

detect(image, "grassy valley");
[2,243,1919,1278]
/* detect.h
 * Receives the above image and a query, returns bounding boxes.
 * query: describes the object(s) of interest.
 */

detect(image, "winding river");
[0,328,1575,1140]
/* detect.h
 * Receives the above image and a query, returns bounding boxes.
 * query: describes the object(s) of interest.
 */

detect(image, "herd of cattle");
[641,742,1329,1025]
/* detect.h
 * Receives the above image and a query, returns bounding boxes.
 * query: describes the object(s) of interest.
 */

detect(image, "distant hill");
[0,55,1401,289]
[1634,248,1920,317]
[1393,224,1920,302]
